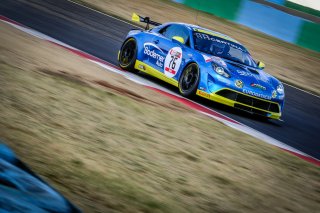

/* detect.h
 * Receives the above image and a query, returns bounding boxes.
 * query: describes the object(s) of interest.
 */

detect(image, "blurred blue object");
[266,0,285,5]
[237,0,303,43]
[0,143,81,213]
[174,0,320,52]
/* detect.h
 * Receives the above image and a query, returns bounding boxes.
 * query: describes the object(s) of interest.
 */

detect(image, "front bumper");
[196,88,282,119]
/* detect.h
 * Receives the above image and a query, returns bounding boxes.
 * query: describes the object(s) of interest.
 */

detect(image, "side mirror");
[257,61,265,69]
[172,36,184,44]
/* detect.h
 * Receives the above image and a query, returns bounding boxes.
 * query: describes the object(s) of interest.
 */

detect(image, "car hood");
[228,61,275,89]
[208,55,280,93]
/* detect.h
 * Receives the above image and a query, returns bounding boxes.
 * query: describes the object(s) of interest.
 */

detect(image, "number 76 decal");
[164,47,182,78]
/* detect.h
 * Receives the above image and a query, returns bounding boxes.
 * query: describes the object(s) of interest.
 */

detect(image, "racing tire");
[118,38,138,72]
[178,63,200,97]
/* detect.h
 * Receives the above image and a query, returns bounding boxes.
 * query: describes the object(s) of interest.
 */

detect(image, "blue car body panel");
[121,23,285,119]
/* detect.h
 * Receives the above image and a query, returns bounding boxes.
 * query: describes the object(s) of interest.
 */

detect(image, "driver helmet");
[210,41,226,55]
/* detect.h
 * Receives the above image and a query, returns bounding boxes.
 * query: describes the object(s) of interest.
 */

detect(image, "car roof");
[165,22,241,45]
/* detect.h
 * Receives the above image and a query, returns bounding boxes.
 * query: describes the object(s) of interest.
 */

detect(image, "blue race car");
[118,13,285,120]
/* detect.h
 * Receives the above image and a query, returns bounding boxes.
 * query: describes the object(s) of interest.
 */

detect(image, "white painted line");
[200,111,309,156]
[68,0,320,99]
[1,16,319,164]
[4,20,77,50]
[67,0,143,29]
[283,82,320,98]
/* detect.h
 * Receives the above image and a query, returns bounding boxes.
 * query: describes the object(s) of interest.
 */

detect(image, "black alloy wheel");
[179,63,200,97]
[119,38,137,72]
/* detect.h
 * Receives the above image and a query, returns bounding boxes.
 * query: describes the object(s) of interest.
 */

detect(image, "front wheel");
[118,38,138,72]
[178,63,200,97]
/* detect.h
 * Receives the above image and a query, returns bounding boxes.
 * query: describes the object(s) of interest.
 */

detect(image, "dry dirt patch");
[0,20,320,213]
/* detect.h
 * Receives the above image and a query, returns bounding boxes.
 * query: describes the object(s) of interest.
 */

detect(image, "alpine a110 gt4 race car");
[118,13,285,120]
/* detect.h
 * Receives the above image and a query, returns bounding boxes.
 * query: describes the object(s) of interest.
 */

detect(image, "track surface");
[1,0,319,159]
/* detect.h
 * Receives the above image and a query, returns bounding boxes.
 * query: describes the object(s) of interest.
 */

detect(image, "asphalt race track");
[1,0,319,159]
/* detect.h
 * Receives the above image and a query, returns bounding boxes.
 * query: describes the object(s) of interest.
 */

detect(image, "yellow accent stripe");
[194,29,239,43]
[134,60,179,87]
[196,89,281,119]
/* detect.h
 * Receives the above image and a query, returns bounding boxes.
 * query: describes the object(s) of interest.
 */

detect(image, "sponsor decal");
[235,80,244,88]
[144,42,164,68]
[164,47,182,78]
[272,90,277,98]
[199,87,206,91]
[243,89,271,100]
[138,64,145,70]
[250,83,266,91]
[197,90,211,98]
[156,60,163,68]
[195,32,245,52]
[237,70,254,77]
[193,28,239,43]
[202,54,226,67]
[202,54,212,63]
[144,42,164,54]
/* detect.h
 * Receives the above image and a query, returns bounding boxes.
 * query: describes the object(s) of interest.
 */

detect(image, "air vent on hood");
[247,68,259,75]
[228,61,244,69]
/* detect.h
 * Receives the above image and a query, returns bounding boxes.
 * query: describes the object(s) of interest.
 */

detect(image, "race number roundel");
[164,47,182,78]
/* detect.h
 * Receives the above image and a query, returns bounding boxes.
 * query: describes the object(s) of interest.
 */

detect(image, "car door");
[143,24,191,82]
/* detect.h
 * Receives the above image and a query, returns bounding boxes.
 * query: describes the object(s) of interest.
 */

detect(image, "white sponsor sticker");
[202,54,212,62]
[243,89,272,100]
[164,47,182,78]
[143,42,165,64]
[195,32,245,51]
[202,54,226,67]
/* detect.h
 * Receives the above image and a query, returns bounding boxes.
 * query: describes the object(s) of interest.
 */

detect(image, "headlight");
[213,64,230,78]
[277,84,284,94]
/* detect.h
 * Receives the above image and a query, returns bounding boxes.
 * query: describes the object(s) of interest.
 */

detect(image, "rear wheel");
[118,38,138,72]
[178,63,200,97]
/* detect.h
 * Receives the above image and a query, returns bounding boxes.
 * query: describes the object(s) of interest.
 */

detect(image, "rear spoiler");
[132,13,161,30]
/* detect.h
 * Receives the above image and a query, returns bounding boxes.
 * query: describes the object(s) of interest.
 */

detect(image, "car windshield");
[193,31,257,67]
